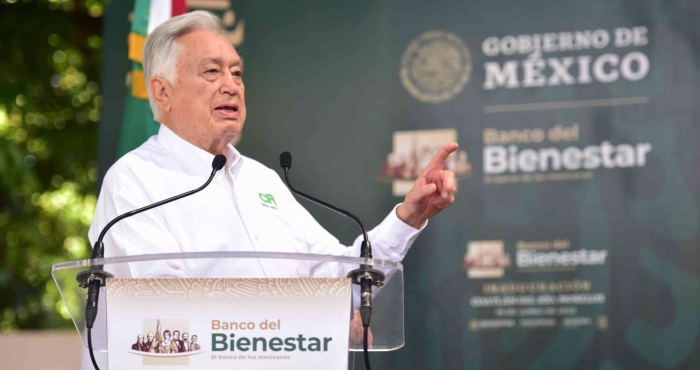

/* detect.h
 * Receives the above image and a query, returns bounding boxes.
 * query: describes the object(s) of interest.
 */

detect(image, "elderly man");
[130,335,148,352]
[145,332,155,352]
[90,9,456,278]
[81,10,456,369]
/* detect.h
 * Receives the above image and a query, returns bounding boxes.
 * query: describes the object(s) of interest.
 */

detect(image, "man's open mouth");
[215,104,239,112]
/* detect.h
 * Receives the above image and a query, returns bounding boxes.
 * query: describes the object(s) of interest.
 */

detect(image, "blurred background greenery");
[0,0,105,331]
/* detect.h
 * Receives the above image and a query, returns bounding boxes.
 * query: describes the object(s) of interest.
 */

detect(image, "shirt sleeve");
[88,161,188,279]
[288,190,424,302]
[282,177,425,262]
[352,203,427,261]
[271,166,425,262]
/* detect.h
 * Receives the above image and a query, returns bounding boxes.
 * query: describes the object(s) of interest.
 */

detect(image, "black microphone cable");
[78,154,226,370]
[279,151,384,370]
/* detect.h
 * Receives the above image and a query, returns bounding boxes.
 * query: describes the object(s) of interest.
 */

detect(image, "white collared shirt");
[88,125,424,279]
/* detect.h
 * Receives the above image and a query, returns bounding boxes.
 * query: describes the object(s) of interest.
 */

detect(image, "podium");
[52,251,405,369]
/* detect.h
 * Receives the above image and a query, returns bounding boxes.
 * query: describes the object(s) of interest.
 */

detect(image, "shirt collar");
[155,124,242,174]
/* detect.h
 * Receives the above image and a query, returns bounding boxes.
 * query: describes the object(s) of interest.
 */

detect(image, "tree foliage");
[0,0,104,330]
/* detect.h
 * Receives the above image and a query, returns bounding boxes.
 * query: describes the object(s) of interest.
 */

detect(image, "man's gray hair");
[142,10,225,117]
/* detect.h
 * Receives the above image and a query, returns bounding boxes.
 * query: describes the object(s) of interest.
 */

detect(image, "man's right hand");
[350,308,373,347]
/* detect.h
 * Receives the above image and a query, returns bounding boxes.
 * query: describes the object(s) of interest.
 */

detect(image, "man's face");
[147,333,154,342]
[192,336,197,343]
[161,29,246,151]
[173,331,180,340]
[183,333,189,341]
[137,335,144,343]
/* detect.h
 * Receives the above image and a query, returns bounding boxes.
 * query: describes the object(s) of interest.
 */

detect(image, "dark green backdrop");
[100,1,700,369]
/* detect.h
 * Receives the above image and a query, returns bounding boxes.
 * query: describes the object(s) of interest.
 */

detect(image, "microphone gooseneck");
[78,154,227,370]
[279,152,370,251]
[279,151,384,370]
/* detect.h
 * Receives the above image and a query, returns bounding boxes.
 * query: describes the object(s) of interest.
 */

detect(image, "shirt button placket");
[230,174,259,249]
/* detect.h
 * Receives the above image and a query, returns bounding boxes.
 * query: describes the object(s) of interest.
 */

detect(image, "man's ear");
[149,77,171,112]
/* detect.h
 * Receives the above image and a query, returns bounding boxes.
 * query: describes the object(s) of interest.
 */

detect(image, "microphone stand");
[279,152,384,370]
[76,155,227,370]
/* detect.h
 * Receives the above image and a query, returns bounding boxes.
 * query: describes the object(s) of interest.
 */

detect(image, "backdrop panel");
[100,1,700,369]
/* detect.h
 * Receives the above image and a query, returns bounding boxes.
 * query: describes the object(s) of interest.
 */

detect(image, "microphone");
[77,154,226,370]
[278,152,384,324]
[279,152,371,255]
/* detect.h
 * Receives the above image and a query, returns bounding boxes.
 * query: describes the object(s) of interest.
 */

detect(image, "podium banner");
[106,278,352,369]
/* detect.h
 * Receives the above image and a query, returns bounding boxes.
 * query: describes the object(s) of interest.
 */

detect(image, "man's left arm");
[358,142,459,259]
[303,143,458,261]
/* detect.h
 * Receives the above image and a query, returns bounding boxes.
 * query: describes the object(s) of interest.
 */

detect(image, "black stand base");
[347,266,385,287]
[76,269,114,288]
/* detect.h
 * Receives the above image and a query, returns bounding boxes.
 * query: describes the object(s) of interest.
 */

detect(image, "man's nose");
[220,71,239,95]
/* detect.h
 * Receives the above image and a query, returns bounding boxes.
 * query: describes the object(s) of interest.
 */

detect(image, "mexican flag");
[117,0,188,157]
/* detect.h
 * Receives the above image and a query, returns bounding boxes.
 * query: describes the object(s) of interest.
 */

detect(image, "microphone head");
[279,152,292,170]
[212,154,226,171]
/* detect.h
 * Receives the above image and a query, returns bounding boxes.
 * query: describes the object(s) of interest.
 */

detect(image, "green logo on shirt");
[259,193,278,209]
